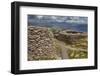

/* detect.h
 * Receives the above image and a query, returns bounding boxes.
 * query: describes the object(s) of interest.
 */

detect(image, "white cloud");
[36,15,43,19]
[33,15,87,24]
[51,16,57,20]
[65,17,87,24]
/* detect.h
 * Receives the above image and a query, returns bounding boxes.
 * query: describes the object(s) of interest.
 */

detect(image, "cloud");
[36,15,43,19]
[29,15,88,24]
[65,17,87,24]
[51,16,57,20]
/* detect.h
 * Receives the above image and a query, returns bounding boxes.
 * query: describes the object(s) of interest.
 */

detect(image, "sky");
[28,15,88,32]
[28,15,88,24]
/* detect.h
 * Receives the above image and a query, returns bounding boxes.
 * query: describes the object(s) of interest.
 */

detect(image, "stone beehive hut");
[28,26,57,61]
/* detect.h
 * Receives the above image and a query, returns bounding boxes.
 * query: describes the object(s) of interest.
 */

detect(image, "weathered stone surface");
[28,26,57,61]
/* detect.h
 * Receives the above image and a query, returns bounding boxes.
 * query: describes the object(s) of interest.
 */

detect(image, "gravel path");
[54,39,69,59]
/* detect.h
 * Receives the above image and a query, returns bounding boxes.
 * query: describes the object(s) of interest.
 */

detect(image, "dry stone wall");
[54,32,87,44]
[28,26,57,61]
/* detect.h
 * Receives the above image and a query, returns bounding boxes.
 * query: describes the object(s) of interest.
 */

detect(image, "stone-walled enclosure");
[28,25,88,61]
